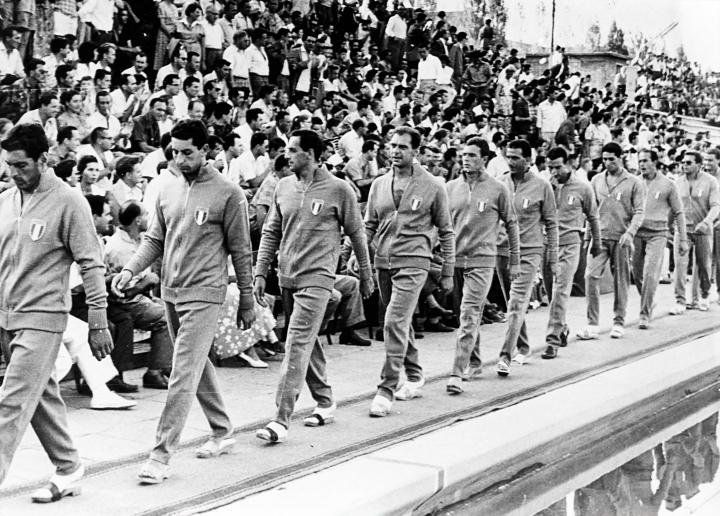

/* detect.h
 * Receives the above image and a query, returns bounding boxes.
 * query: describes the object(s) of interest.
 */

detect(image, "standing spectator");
[480,19,494,49]
[174,3,206,71]
[0,124,112,499]
[383,8,407,70]
[223,30,250,89]
[417,44,442,102]
[53,0,79,37]
[57,90,92,142]
[132,97,166,153]
[338,119,366,160]
[233,0,255,31]
[154,0,178,71]
[259,0,285,34]
[578,143,645,340]
[202,6,224,71]
[218,2,236,50]
[246,29,270,98]
[112,119,254,484]
[536,87,566,144]
[48,126,80,167]
[364,127,455,417]
[448,32,465,92]
[78,0,116,44]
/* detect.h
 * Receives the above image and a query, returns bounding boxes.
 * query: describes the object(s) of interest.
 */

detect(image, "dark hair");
[223,133,242,150]
[393,127,421,149]
[246,108,263,124]
[465,137,491,158]
[60,89,81,106]
[116,155,141,178]
[213,102,232,118]
[259,84,275,98]
[706,147,720,161]
[352,119,366,131]
[268,137,286,152]
[183,76,200,91]
[547,146,568,163]
[163,74,180,88]
[38,93,58,108]
[78,154,99,172]
[362,141,377,153]
[685,150,703,164]
[54,159,77,181]
[85,195,107,218]
[94,69,111,82]
[208,135,224,149]
[171,119,209,149]
[149,96,168,108]
[185,2,202,16]
[1,124,49,160]
[602,142,623,158]
[90,126,108,144]
[274,155,288,171]
[119,200,143,226]
[57,125,77,145]
[55,64,75,83]
[50,37,70,55]
[507,139,532,158]
[290,129,323,161]
[250,132,268,148]
[25,58,45,74]
[638,148,658,162]
[187,51,200,63]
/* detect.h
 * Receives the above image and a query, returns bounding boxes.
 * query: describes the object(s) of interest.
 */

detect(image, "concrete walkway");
[1,283,719,515]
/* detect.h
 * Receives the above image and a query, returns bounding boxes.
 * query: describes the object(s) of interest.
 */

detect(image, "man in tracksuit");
[633,149,687,328]
[253,129,372,442]
[113,120,255,483]
[364,126,455,417]
[670,150,720,314]
[496,139,558,375]
[0,124,113,502]
[578,142,644,340]
[446,137,520,394]
[702,148,720,303]
[541,147,601,360]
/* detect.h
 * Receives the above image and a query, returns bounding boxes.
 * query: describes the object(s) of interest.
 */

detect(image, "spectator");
[48,125,80,168]
[17,92,60,146]
[132,97,167,153]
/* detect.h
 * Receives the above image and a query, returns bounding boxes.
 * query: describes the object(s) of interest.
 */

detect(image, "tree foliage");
[606,20,629,55]
[586,22,602,51]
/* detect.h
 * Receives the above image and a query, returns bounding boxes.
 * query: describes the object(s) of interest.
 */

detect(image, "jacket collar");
[169,161,219,184]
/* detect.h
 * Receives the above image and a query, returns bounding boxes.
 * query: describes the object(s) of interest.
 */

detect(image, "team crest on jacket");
[194,207,209,225]
[568,195,575,205]
[311,199,324,215]
[477,200,486,212]
[411,196,422,211]
[29,219,46,241]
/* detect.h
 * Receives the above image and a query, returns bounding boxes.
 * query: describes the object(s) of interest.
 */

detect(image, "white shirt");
[385,14,407,39]
[232,123,254,152]
[223,45,248,78]
[144,167,179,225]
[338,131,364,160]
[87,111,122,138]
[110,89,135,118]
[536,100,567,134]
[0,41,24,78]
[111,178,144,208]
[17,111,58,146]
[78,0,115,31]
[174,91,192,119]
[245,44,269,76]
[234,150,269,185]
[232,13,255,31]
[155,65,187,93]
[487,154,509,178]
[417,54,442,82]
[201,19,224,50]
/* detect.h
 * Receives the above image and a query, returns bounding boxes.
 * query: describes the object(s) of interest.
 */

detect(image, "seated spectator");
[76,155,107,196]
[102,199,175,390]
[78,127,116,188]
[250,84,277,120]
[132,97,167,153]
[54,64,77,96]
[321,274,372,346]
[145,74,181,114]
[249,153,291,245]
[338,119,366,160]
[233,107,263,150]
[174,76,202,120]
[216,132,244,179]
[87,90,131,148]
[110,74,144,122]
[53,158,80,187]
[7,58,49,112]
[110,155,144,222]
[342,140,378,201]
[48,125,81,168]
[0,26,25,81]
[267,110,291,144]
[233,131,270,193]
[186,99,206,121]
[17,92,60,146]
[209,103,233,139]
[57,90,93,142]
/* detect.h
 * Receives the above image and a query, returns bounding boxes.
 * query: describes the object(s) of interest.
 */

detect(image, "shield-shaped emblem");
[29,219,46,241]
[194,207,208,225]
[411,196,422,211]
[655,191,660,199]
[522,198,530,209]
[311,199,324,215]
[568,195,575,205]
[477,200,486,212]
[615,192,622,201]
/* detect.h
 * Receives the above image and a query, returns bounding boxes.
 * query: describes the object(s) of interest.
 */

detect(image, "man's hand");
[619,233,633,248]
[237,308,255,330]
[253,276,267,307]
[509,263,521,281]
[590,242,603,257]
[440,275,454,292]
[346,255,358,274]
[694,221,710,234]
[547,261,558,277]
[360,277,374,299]
[111,270,133,297]
[679,240,689,256]
[88,329,114,361]
[145,272,160,286]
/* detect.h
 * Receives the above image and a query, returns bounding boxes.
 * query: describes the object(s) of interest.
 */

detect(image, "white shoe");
[512,351,530,366]
[670,303,686,315]
[90,392,137,410]
[238,352,268,368]
[196,437,236,459]
[369,394,392,417]
[394,378,425,400]
[699,298,709,311]
[31,464,85,503]
[638,317,649,330]
[462,364,483,381]
[610,325,624,339]
[256,421,287,443]
[576,325,600,340]
[303,402,337,427]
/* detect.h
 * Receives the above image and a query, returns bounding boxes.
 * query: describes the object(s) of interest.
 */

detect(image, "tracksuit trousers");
[451,267,494,378]
[275,287,334,429]
[585,240,631,327]
[631,233,667,320]
[0,328,81,485]
[377,268,428,401]
[675,231,713,305]
[546,243,582,348]
[497,254,542,361]
[150,301,232,465]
